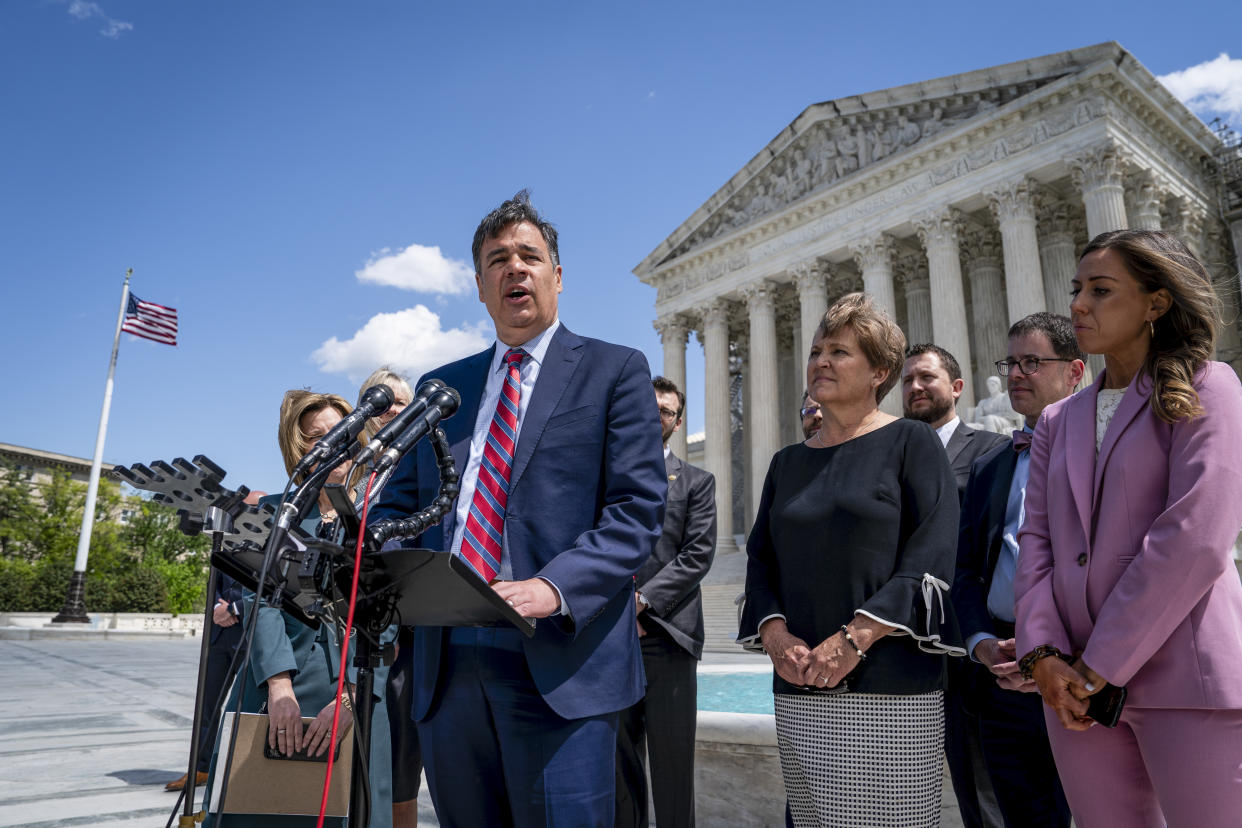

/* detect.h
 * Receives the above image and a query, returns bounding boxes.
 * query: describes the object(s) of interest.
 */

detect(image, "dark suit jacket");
[210,573,244,646]
[637,453,716,659]
[373,325,668,720]
[952,441,1018,645]
[945,421,1008,500]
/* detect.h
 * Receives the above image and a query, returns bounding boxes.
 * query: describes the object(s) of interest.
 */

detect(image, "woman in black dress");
[739,292,964,827]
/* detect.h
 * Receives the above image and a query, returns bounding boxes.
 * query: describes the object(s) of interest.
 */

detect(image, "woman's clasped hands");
[759,619,863,689]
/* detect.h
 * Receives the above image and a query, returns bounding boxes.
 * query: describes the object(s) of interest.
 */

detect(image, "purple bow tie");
[1011,430,1032,454]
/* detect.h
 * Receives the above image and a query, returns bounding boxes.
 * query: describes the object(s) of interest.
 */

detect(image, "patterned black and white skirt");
[774,690,944,828]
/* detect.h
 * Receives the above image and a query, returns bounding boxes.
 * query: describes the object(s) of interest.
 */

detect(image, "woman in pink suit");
[1014,229,1242,827]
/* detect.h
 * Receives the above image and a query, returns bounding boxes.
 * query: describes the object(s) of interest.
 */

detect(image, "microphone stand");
[179,506,234,828]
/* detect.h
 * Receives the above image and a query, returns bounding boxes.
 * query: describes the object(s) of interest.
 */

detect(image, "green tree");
[0,463,39,558]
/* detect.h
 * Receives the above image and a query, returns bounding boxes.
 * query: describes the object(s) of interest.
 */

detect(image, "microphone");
[290,384,395,480]
[354,379,446,468]
[372,387,461,475]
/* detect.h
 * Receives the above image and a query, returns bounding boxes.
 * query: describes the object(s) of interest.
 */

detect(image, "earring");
[1149,320,1155,338]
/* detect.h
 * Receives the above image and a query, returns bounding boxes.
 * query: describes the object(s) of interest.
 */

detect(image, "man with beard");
[615,377,716,828]
[902,343,1007,828]
[902,344,1007,498]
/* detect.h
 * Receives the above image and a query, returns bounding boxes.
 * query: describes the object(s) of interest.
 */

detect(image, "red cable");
[316,470,376,827]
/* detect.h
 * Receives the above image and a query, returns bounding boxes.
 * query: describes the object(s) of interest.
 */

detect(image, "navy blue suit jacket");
[373,325,667,720]
[952,441,1019,647]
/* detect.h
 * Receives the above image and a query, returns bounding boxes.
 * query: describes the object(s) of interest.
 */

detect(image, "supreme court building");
[634,43,1242,551]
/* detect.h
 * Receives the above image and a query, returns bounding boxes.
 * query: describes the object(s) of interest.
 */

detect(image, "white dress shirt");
[450,320,561,588]
[934,415,961,448]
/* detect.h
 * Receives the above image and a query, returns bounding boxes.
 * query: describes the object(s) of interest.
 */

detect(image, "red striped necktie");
[460,348,526,582]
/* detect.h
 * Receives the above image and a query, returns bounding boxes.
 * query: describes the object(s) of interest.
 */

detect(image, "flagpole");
[53,269,132,624]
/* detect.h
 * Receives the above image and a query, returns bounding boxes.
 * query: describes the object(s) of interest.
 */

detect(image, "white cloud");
[1158,53,1242,122]
[356,244,474,295]
[67,1,97,19]
[64,0,132,38]
[101,18,133,38]
[312,306,492,383]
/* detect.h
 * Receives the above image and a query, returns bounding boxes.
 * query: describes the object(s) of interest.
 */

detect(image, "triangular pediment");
[636,42,1128,277]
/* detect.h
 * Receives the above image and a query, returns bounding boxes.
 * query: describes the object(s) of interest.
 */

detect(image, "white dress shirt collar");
[935,415,961,448]
[491,318,560,373]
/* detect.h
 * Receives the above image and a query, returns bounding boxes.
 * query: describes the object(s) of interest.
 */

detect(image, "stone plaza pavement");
[0,638,966,827]
[0,638,430,828]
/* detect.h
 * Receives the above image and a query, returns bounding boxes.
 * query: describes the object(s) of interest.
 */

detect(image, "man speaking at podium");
[373,191,667,827]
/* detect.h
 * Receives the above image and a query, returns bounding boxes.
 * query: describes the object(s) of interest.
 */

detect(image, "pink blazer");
[1015,361,1242,709]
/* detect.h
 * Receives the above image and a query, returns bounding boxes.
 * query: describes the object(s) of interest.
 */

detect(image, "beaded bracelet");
[1017,644,1070,680]
[840,625,867,661]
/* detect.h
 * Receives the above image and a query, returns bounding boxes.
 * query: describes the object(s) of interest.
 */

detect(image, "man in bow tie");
[951,312,1084,827]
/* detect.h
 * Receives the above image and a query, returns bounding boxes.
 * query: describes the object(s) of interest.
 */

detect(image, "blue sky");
[2,1,1239,496]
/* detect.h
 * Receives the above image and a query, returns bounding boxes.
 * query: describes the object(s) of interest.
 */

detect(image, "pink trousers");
[1044,705,1242,827]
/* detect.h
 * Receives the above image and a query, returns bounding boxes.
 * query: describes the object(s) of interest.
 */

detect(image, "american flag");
[122,293,178,346]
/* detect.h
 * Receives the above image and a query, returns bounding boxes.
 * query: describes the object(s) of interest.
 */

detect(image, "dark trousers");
[387,627,423,803]
[615,632,698,828]
[975,675,1071,828]
[945,659,1004,828]
[420,626,619,828]
[196,625,241,773]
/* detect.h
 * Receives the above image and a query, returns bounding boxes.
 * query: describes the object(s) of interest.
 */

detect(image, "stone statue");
[920,107,946,140]
[969,375,1023,434]
[897,115,921,148]
[835,133,860,177]
[815,137,840,184]
[792,147,813,196]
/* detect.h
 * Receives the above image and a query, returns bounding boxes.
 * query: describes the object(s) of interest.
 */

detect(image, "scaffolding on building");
[1211,118,1242,216]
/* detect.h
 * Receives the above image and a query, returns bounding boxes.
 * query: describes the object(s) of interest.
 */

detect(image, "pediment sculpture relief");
[673,87,1049,255]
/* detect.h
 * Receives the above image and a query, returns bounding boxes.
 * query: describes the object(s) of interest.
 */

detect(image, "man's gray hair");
[471,189,559,273]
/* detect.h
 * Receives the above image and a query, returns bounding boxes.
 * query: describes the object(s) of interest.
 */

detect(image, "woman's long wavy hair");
[1080,229,1220,423]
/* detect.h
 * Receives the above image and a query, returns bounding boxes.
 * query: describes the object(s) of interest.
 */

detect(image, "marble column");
[961,224,1008,392]
[1071,143,1129,238]
[700,300,734,551]
[1130,172,1167,232]
[897,253,933,344]
[654,315,689,460]
[914,207,976,408]
[742,281,781,520]
[850,234,899,320]
[987,176,1047,323]
[850,234,902,414]
[792,261,829,371]
[1035,199,1080,316]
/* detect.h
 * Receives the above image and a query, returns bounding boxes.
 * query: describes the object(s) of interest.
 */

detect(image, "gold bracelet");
[338,692,354,712]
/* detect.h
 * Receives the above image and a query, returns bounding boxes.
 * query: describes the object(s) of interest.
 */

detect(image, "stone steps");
[701,583,745,654]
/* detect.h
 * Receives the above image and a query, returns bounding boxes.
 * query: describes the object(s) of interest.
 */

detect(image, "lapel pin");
[668,474,677,482]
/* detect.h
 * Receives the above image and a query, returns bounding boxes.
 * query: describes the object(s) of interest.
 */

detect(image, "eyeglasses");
[658,408,681,420]
[994,357,1074,376]
[799,405,821,418]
